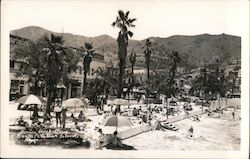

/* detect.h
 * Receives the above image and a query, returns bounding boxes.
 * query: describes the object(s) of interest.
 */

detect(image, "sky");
[1,0,247,40]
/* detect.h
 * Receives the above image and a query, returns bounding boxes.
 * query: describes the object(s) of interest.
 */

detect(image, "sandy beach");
[9,102,241,151]
[122,115,240,150]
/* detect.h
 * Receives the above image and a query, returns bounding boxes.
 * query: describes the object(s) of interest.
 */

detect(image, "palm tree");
[143,39,152,80]
[112,10,136,98]
[81,42,95,96]
[95,66,118,97]
[43,34,66,116]
[143,39,153,104]
[168,51,181,97]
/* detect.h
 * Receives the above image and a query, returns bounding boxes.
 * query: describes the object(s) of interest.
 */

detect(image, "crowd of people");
[14,97,90,132]
[12,95,240,150]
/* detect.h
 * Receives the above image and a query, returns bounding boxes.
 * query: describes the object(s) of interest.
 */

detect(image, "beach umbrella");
[113,98,129,106]
[15,94,46,117]
[80,97,89,108]
[62,98,86,113]
[16,94,46,105]
[107,100,114,105]
[102,115,133,131]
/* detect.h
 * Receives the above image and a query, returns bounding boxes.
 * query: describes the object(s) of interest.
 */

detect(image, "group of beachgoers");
[12,95,240,149]
[14,98,90,133]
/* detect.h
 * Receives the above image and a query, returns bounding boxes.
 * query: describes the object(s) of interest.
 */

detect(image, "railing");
[165,110,203,123]
[209,98,241,111]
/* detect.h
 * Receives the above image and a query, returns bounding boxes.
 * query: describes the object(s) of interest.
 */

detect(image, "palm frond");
[118,10,125,20]
[111,22,116,27]
[127,18,136,25]
[85,42,93,50]
[127,31,133,37]
[125,11,130,18]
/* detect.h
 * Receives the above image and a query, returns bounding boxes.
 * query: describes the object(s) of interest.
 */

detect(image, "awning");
[57,83,66,89]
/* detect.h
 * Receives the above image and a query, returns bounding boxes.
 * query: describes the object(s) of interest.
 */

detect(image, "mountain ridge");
[10,26,241,69]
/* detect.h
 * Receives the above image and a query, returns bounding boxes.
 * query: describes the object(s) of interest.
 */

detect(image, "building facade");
[9,34,30,100]
[67,47,106,98]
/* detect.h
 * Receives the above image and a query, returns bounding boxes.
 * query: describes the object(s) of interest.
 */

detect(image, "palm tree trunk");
[117,60,125,98]
[147,65,150,80]
[34,80,39,95]
[45,86,53,116]
[61,88,64,100]
[131,64,134,95]
[83,71,88,96]
[146,62,150,103]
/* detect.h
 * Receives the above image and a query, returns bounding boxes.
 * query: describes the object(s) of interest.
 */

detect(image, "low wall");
[118,124,151,140]
[102,124,151,146]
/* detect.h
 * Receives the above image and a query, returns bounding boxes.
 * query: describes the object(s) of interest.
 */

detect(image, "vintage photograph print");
[1,0,249,158]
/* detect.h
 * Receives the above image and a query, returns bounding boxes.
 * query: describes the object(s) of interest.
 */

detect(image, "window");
[19,80,25,84]
[10,61,14,68]
[79,66,82,74]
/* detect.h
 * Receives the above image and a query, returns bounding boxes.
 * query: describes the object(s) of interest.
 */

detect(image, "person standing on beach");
[148,110,153,130]
[54,98,62,128]
[61,107,67,129]
[98,129,105,150]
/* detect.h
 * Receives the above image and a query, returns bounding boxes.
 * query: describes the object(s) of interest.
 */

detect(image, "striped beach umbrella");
[16,94,46,105]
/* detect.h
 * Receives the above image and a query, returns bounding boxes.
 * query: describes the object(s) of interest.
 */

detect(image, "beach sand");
[8,102,240,151]
[122,115,240,150]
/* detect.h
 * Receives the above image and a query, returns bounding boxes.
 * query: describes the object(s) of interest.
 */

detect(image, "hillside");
[10,26,241,68]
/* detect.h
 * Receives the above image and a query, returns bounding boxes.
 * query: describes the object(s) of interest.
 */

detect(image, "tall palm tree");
[143,39,152,80]
[168,51,181,97]
[112,10,136,98]
[143,39,153,103]
[81,42,95,96]
[43,34,66,115]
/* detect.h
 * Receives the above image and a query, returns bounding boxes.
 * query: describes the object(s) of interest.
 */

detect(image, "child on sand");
[188,126,194,137]
[232,111,235,120]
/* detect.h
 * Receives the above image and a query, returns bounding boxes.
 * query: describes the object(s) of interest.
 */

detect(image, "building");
[9,34,30,100]
[9,34,107,100]
[124,66,154,85]
[67,47,106,98]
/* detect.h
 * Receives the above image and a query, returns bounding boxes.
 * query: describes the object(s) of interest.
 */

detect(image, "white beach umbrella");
[113,98,129,106]
[16,94,46,105]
